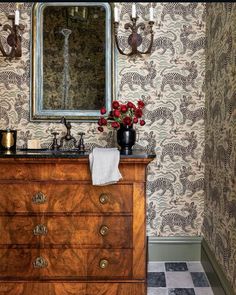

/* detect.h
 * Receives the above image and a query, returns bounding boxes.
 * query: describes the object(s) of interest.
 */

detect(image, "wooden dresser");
[0,154,153,295]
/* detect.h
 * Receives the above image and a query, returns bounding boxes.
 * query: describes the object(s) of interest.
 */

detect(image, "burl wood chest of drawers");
[0,154,153,295]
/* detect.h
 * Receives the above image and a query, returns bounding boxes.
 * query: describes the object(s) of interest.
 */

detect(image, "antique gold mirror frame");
[30,2,113,122]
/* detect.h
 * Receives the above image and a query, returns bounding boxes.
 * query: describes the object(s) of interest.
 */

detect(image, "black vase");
[117,124,136,155]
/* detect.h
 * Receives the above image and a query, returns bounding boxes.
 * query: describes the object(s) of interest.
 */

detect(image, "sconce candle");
[0,3,24,60]
[131,3,136,19]
[150,6,154,22]
[113,3,154,56]
[114,6,119,22]
[15,4,20,25]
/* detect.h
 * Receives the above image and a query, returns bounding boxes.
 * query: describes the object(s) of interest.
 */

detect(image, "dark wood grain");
[86,282,145,294]
[0,156,154,294]
[0,157,151,182]
[0,249,132,279]
[0,282,145,295]
[0,216,132,248]
[0,183,132,214]
[87,249,132,278]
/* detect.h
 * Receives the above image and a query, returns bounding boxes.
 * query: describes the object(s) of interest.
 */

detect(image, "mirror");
[31,2,112,121]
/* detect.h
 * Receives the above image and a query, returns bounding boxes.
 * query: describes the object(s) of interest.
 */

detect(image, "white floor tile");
[148,262,165,272]
[187,262,204,272]
[165,272,194,288]
[148,288,167,295]
[194,287,214,295]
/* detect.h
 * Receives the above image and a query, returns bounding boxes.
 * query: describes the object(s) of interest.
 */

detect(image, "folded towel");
[89,147,122,186]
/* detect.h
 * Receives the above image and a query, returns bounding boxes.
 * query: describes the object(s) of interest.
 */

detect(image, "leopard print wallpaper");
[0,3,205,237]
[203,3,236,290]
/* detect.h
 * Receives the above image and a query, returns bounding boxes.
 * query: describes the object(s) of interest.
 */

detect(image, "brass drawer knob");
[32,192,47,204]
[33,224,48,236]
[99,193,109,205]
[99,259,108,269]
[99,225,109,236]
[33,256,48,269]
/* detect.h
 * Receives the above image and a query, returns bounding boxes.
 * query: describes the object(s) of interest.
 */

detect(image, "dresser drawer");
[0,159,147,182]
[0,282,86,295]
[0,249,132,279]
[86,283,145,295]
[0,216,132,248]
[0,183,132,213]
[0,249,86,279]
[0,282,145,295]
[87,249,132,278]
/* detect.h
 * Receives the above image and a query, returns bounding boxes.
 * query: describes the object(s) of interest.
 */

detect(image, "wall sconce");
[114,3,154,56]
[0,4,24,61]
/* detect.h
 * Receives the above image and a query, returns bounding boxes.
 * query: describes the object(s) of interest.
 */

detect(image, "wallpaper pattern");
[203,3,236,290]
[0,3,205,237]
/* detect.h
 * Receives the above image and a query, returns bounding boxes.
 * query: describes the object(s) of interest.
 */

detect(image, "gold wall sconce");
[0,4,25,61]
[114,3,154,56]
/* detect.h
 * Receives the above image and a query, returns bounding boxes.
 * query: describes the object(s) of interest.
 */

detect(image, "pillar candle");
[150,6,154,21]
[132,3,136,19]
[114,6,119,22]
[15,5,20,25]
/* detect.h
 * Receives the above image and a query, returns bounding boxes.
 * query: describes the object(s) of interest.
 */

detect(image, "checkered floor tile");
[148,262,214,295]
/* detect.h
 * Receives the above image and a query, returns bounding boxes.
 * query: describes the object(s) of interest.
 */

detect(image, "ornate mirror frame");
[30,2,113,122]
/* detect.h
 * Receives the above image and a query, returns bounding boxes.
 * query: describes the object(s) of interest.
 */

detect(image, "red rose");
[111,122,120,128]
[127,101,135,109]
[120,104,128,113]
[98,117,107,126]
[100,107,106,115]
[123,116,132,126]
[98,118,103,126]
[140,119,146,126]
[133,117,138,123]
[98,126,104,132]
[113,109,121,118]
[138,100,145,109]
[101,117,107,125]
[112,100,120,109]
[135,108,143,118]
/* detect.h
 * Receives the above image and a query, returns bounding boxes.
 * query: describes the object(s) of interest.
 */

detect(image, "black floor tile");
[165,262,188,272]
[190,272,209,287]
[168,288,195,295]
[148,272,166,287]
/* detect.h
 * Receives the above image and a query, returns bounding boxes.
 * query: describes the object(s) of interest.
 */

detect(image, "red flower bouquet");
[97,100,145,132]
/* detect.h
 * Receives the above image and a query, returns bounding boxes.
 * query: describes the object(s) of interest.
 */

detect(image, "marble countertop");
[0,149,156,159]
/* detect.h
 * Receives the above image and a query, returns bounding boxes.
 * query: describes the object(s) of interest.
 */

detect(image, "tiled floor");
[148,262,214,295]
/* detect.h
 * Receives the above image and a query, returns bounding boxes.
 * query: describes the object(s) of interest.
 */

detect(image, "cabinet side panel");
[132,181,146,279]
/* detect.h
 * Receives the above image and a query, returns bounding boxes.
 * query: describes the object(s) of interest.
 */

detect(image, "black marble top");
[0,149,156,159]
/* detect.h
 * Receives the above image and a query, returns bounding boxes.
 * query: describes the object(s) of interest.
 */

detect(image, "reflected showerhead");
[60,28,72,37]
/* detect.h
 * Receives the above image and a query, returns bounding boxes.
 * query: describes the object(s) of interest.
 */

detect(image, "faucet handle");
[51,132,60,150]
[78,132,85,152]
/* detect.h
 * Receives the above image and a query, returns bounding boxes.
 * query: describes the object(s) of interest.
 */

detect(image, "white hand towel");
[89,147,122,186]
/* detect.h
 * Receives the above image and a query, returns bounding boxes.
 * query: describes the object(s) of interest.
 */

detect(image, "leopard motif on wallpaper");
[204,2,236,291]
[0,3,205,237]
